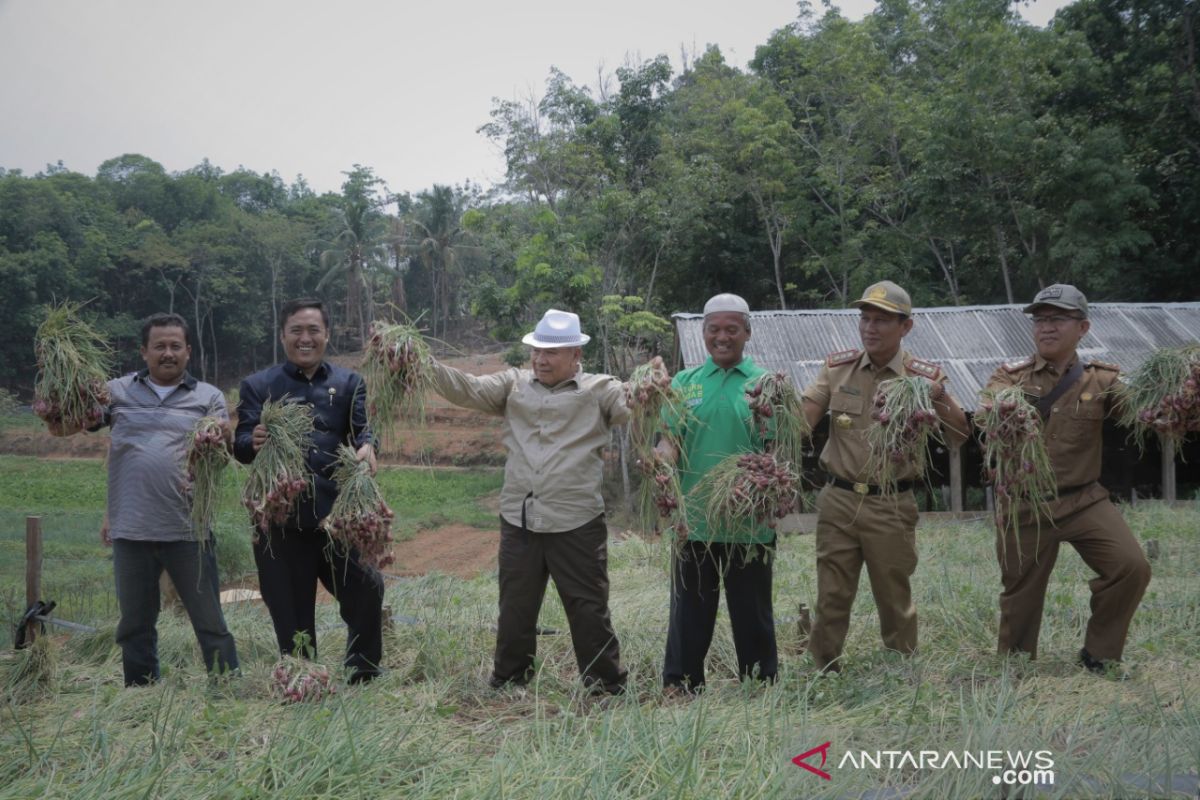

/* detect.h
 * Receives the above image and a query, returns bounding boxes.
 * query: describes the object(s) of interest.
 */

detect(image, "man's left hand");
[355,442,378,476]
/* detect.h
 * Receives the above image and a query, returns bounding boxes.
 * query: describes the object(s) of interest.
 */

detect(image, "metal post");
[25,516,42,645]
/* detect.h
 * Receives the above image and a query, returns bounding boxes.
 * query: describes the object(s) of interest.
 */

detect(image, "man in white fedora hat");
[425,308,637,694]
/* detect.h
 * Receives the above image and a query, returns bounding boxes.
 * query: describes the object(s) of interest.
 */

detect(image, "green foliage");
[502,343,527,368]
[0,0,1196,398]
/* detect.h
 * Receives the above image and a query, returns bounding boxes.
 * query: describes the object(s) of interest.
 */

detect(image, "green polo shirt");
[667,355,772,544]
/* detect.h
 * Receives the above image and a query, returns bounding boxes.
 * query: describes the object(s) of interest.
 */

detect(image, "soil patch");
[389,524,499,579]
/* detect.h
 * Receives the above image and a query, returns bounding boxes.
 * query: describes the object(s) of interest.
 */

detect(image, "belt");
[826,474,914,497]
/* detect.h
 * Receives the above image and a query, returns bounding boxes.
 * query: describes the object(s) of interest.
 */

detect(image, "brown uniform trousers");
[803,348,951,671]
[997,483,1150,661]
[987,355,1151,662]
[810,485,920,671]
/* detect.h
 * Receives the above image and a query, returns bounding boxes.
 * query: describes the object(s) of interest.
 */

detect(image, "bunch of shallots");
[361,321,433,441]
[745,371,810,465]
[272,657,336,703]
[692,451,800,534]
[865,377,942,495]
[186,416,232,537]
[1116,345,1200,448]
[636,452,688,539]
[242,399,314,532]
[624,359,685,460]
[33,302,113,431]
[323,445,395,570]
[976,386,1057,544]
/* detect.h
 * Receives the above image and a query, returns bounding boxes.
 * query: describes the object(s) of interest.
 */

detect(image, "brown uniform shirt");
[983,353,1121,492]
[803,348,950,484]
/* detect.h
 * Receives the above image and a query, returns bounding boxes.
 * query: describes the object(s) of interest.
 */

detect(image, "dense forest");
[0,0,1195,391]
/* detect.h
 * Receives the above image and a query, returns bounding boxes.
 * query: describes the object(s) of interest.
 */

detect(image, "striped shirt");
[103,370,227,542]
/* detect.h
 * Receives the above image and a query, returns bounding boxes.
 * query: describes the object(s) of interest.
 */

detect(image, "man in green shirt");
[657,293,776,693]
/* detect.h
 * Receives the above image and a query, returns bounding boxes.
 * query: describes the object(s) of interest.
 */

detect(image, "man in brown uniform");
[983,284,1150,672]
[801,281,969,673]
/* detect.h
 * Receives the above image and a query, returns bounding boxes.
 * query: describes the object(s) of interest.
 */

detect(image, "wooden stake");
[949,444,964,512]
[1162,438,1177,502]
[25,516,42,645]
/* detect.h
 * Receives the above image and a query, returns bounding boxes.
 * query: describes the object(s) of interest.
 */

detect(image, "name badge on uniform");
[1081,392,1093,402]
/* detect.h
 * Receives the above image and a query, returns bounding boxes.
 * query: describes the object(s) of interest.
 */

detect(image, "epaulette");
[826,349,861,367]
[1088,359,1120,372]
[1002,356,1035,373]
[904,357,941,379]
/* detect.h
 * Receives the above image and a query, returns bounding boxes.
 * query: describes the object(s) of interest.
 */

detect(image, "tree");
[317,167,390,345]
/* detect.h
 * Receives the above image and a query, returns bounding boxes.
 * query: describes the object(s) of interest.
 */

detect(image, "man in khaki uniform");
[801,281,969,672]
[982,284,1150,672]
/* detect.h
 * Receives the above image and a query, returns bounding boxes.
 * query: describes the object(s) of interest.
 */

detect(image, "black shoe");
[1078,647,1107,674]
[349,669,381,685]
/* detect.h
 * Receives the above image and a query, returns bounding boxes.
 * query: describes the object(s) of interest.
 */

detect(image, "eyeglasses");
[1030,314,1084,327]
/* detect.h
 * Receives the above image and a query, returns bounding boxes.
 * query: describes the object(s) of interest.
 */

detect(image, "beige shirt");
[428,359,630,532]
[802,348,951,483]
[983,353,1120,493]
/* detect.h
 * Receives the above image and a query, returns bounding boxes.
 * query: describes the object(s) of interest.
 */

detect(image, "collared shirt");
[103,370,227,542]
[802,348,950,484]
[668,355,770,544]
[234,361,372,530]
[983,352,1120,492]
[427,359,629,533]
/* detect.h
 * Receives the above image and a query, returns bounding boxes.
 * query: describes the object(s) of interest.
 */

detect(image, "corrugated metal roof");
[673,303,1200,412]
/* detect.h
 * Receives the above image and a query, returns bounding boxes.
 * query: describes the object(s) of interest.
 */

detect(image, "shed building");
[672,303,1200,509]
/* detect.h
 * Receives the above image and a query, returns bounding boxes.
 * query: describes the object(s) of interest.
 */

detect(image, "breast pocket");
[1069,399,1104,434]
[829,391,865,433]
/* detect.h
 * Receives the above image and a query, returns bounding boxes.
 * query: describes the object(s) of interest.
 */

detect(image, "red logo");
[792,741,832,780]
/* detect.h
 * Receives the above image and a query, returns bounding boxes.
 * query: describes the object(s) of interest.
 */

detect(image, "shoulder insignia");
[904,357,941,379]
[1088,359,1120,372]
[1002,356,1035,373]
[826,349,861,367]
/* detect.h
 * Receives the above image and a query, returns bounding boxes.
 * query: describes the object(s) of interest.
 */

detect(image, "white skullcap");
[702,293,750,316]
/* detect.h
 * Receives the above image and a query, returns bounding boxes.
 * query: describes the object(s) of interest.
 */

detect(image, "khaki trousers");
[997,483,1151,661]
[810,485,919,671]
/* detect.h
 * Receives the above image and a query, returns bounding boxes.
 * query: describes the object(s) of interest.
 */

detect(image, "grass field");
[1,456,1197,798]
[0,456,503,649]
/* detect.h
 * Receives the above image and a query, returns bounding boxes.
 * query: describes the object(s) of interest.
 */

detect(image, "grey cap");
[851,280,912,316]
[703,293,750,316]
[1023,284,1089,317]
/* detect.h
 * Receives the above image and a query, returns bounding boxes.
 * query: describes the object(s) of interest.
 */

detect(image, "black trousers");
[663,540,777,690]
[493,514,627,693]
[253,525,385,680]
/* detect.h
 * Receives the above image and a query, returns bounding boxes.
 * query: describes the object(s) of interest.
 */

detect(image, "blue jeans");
[113,538,240,686]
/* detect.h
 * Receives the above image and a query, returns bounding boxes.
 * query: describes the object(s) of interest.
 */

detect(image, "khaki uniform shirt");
[428,359,630,533]
[983,353,1120,495]
[802,348,950,484]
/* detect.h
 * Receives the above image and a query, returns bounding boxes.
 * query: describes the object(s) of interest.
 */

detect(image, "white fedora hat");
[521,309,590,348]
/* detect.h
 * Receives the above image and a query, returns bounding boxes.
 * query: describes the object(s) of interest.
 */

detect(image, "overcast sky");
[0,0,1072,197]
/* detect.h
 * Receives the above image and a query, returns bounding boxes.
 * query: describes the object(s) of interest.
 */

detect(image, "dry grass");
[1,504,1197,799]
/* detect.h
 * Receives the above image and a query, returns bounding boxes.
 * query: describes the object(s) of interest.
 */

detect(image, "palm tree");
[317,194,389,345]
[407,185,482,340]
